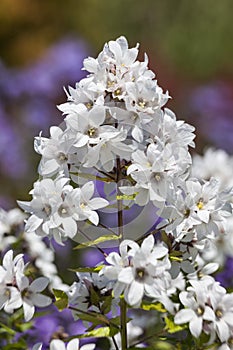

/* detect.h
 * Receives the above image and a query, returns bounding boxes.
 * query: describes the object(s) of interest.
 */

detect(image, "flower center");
[197,198,204,210]
[138,98,148,109]
[135,267,147,281]
[42,204,52,216]
[215,308,223,319]
[87,127,98,137]
[196,306,204,316]
[57,152,68,163]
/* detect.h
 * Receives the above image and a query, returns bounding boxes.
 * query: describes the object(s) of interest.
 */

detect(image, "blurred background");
[0,0,233,207]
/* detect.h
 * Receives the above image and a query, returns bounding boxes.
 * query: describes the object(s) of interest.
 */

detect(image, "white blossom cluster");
[192,148,233,267]
[18,175,108,244]
[0,207,67,291]
[175,277,233,346]
[0,250,51,321]
[13,36,233,348]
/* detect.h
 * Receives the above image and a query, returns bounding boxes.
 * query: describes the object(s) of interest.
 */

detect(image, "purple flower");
[189,82,233,152]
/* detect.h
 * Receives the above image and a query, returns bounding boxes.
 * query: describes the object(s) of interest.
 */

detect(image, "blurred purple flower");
[25,305,85,349]
[216,257,233,288]
[0,105,28,177]
[0,37,89,196]
[189,82,233,152]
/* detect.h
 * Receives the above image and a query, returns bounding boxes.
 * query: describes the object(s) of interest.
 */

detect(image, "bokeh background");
[1,0,233,206]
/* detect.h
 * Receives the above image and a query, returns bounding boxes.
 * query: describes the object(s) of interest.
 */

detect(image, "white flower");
[18,276,51,321]
[102,235,169,306]
[208,282,233,342]
[192,148,233,191]
[174,279,215,338]
[35,126,77,177]
[18,175,108,244]
[33,339,95,350]
[75,181,109,225]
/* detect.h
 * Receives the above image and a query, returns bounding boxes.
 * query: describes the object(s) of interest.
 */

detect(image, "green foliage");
[164,316,186,334]
[73,234,121,249]
[53,288,68,311]
[141,302,167,313]
[69,265,104,273]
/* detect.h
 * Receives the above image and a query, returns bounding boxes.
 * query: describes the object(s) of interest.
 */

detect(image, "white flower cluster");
[102,235,172,307]
[18,36,198,245]
[18,175,108,244]
[14,36,233,348]
[0,250,51,321]
[175,277,233,345]
[0,207,67,291]
[192,148,233,266]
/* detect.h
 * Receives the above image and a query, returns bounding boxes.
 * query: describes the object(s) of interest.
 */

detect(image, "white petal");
[126,280,144,306]
[67,339,80,350]
[30,277,49,292]
[118,267,134,284]
[216,319,230,342]
[25,215,43,232]
[141,235,154,255]
[189,316,203,338]
[62,217,77,238]
[81,182,94,201]
[88,198,109,210]
[81,344,96,350]
[23,301,35,321]
[32,343,43,350]
[31,294,52,307]
[50,339,66,350]
[174,309,194,324]
[87,210,99,226]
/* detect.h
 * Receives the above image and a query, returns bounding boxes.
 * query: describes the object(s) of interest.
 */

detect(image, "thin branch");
[77,228,108,257]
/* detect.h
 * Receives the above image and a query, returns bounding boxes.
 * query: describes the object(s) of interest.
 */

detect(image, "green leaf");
[16,321,33,332]
[141,302,167,313]
[100,295,112,314]
[145,341,175,350]
[73,234,121,250]
[79,325,119,338]
[2,341,27,350]
[116,193,137,200]
[53,289,68,311]
[0,323,16,335]
[169,256,183,262]
[69,265,104,273]
[75,311,111,327]
[164,316,186,334]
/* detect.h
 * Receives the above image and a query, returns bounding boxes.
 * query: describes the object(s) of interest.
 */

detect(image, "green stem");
[116,155,127,349]
[120,297,127,349]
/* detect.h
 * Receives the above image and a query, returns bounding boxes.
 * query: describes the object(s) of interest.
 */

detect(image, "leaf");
[116,194,137,200]
[2,343,27,350]
[79,325,119,338]
[169,256,183,262]
[0,323,16,335]
[141,302,167,313]
[100,295,112,314]
[69,265,104,273]
[16,321,33,332]
[73,234,121,249]
[164,317,185,334]
[75,311,111,327]
[53,289,68,311]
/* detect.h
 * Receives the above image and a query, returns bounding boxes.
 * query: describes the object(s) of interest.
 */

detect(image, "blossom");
[174,279,215,338]
[102,235,170,306]
[0,250,51,321]
[32,339,95,350]
[18,175,108,244]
